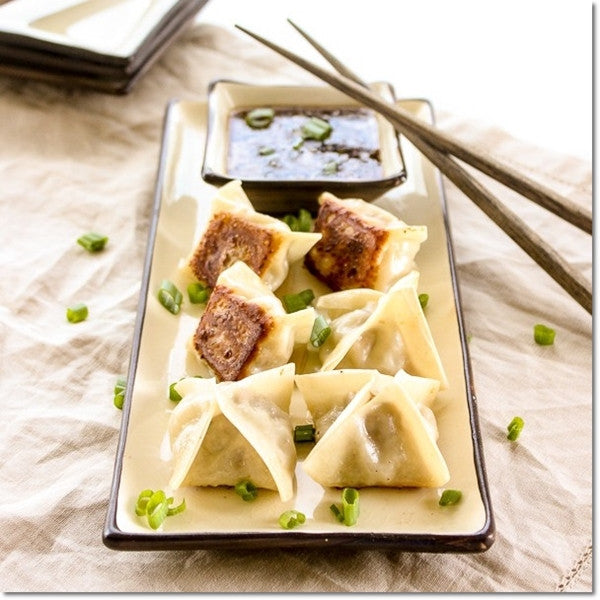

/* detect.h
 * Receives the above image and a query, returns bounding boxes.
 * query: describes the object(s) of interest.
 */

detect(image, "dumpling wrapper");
[316,270,448,388]
[168,364,297,501]
[185,180,321,290]
[295,368,441,441]
[302,375,450,489]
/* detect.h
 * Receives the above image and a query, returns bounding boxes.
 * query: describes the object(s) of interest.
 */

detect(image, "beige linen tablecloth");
[0,24,592,593]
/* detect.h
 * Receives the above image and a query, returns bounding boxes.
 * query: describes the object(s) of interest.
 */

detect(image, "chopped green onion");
[301,116,332,141]
[439,489,462,506]
[310,315,331,347]
[282,214,299,230]
[187,282,210,304]
[167,497,186,516]
[331,488,360,526]
[135,489,154,516]
[278,509,306,530]
[330,503,344,523]
[322,160,339,175]
[533,323,555,345]
[77,232,108,252]
[114,376,126,409]
[135,489,186,529]
[158,279,182,315]
[292,136,304,150]
[245,107,275,129]
[282,209,313,232]
[258,146,276,156]
[507,416,525,441]
[283,288,315,313]
[419,293,429,309]
[294,424,316,443]
[296,208,312,232]
[234,479,258,502]
[66,302,88,323]
[169,381,182,403]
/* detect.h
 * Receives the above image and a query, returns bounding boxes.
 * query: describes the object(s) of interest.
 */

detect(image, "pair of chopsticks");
[235,21,592,314]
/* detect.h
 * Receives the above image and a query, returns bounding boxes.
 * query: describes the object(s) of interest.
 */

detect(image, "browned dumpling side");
[305,192,427,292]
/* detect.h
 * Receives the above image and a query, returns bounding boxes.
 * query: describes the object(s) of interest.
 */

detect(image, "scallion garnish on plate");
[439,489,462,506]
[310,315,331,347]
[135,489,185,530]
[301,116,332,141]
[234,479,258,502]
[278,509,306,530]
[283,288,315,313]
[294,424,316,443]
[330,487,360,526]
[187,282,210,304]
[158,279,182,315]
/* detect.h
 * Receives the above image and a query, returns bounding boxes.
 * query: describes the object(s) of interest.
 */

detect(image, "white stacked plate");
[0,0,209,93]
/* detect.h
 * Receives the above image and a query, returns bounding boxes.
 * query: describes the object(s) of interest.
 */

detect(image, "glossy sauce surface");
[227,108,383,180]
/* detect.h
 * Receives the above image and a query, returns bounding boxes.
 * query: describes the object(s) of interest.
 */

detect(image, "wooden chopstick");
[234,23,593,314]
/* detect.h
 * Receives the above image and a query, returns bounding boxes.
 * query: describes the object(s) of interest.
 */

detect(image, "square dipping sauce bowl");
[201,79,408,214]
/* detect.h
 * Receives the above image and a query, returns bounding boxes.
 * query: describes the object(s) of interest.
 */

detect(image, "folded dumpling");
[295,368,441,441]
[316,270,448,388]
[301,374,450,489]
[168,364,297,501]
[186,180,321,290]
[192,260,316,381]
[304,192,427,292]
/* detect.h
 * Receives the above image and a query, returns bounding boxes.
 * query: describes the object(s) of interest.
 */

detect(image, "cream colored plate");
[103,94,494,552]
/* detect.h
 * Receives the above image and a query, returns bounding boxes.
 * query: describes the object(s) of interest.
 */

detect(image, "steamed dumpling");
[305,192,427,291]
[295,368,441,441]
[316,270,448,388]
[168,364,297,501]
[301,374,450,489]
[187,180,321,290]
[192,260,315,381]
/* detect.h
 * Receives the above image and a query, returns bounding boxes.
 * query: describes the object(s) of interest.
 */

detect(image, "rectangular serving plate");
[103,96,495,552]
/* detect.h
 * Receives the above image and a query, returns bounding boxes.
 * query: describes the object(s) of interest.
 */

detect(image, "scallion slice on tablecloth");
[533,323,555,345]
[77,232,108,252]
[507,416,525,441]
[66,302,88,323]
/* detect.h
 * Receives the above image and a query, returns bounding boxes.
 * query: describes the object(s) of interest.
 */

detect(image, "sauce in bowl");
[227,107,383,181]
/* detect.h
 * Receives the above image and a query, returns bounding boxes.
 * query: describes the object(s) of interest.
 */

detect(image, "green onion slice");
[330,488,360,525]
[283,288,315,313]
[301,116,332,141]
[282,214,299,230]
[169,381,182,403]
[245,107,275,129]
[258,146,276,156]
[158,279,182,315]
[292,136,304,150]
[439,489,462,506]
[146,490,170,530]
[278,509,306,530]
[322,160,339,175]
[234,479,258,502]
[533,323,555,345]
[310,315,331,347]
[114,376,126,410]
[419,293,429,309]
[294,424,316,443]
[507,416,525,441]
[296,208,312,232]
[77,232,108,252]
[135,489,154,516]
[66,302,88,323]
[187,282,210,304]
[167,498,186,516]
